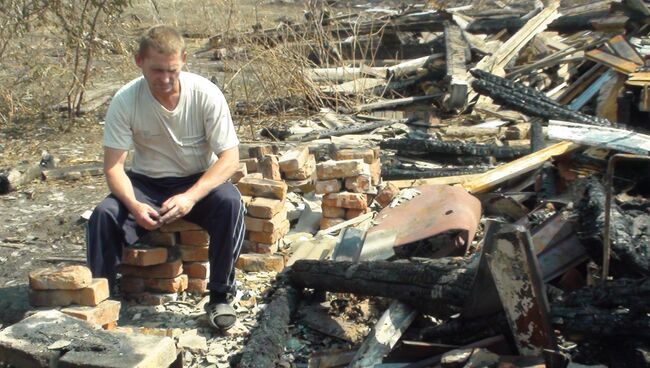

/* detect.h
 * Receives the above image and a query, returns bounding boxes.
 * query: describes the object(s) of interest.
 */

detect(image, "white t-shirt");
[103,72,239,178]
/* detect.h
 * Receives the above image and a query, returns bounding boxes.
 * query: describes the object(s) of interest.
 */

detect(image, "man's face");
[135,48,186,96]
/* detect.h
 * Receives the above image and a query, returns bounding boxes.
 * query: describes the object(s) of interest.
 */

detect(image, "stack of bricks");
[119,219,210,305]
[278,146,316,193]
[235,175,289,272]
[28,265,119,329]
[315,146,381,230]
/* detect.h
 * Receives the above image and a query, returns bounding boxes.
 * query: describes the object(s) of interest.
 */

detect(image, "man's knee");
[89,196,123,225]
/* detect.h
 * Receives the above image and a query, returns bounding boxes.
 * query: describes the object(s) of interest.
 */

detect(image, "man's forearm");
[184,147,239,203]
[106,169,139,212]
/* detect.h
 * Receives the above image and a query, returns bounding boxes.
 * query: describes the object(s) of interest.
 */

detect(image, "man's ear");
[181,50,187,65]
[135,52,144,68]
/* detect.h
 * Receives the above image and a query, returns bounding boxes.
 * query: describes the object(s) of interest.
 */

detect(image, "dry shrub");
[216,5,392,116]
[0,0,132,127]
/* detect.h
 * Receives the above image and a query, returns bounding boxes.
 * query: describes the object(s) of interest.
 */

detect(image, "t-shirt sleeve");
[204,88,239,155]
[103,94,133,150]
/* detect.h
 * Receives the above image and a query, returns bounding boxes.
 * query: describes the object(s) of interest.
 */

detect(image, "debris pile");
[5,0,650,367]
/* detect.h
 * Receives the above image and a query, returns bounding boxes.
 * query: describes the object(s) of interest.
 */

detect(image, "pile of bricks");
[315,146,381,230]
[278,146,316,193]
[28,265,119,329]
[119,219,210,305]
[236,175,288,272]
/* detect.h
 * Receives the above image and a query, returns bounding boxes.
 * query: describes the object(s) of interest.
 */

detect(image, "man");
[87,25,244,331]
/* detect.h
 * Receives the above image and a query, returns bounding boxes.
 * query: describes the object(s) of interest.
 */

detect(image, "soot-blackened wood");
[288,259,474,317]
[574,177,650,277]
[551,306,650,338]
[380,139,530,160]
[381,166,489,180]
[555,277,650,311]
[239,285,301,368]
[419,313,510,345]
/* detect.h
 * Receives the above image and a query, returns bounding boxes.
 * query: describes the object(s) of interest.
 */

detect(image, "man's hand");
[131,201,162,230]
[159,193,196,224]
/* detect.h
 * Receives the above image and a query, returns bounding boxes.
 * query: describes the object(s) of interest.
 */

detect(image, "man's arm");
[159,146,240,223]
[104,147,161,230]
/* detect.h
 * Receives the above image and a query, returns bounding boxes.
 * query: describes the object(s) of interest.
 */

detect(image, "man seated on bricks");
[87,25,245,332]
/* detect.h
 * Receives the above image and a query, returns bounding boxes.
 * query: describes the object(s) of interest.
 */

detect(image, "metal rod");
[602,153,650,282]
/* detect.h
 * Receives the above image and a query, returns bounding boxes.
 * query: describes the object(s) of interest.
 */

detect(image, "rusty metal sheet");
[366,185,481,255]
[484,221,557,358]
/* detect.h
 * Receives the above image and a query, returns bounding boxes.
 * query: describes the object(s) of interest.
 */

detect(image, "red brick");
[247,197,285,219]
[159,219,202,233]
[240,158,259,173]
[278,146,310,172]
[331,147,378,164]
[180,230,209,246]
[61,299,121,327]
[316,159,365,180]
[241,195,254,207]
[314,179,342,195]
[236,254,285,272]
[122,247,168,266]
[29,265,92,290]
[369,158,381,185]
[245,208,287,233]
[120,258,183,279]
[259,154,282,180]
[183,262,210,279]
[147,275,188,293]
[245,172,264,179]
[237,176,287,200]
[320,217,346,230]
[283,154,315,180]
[230,162,248,184]
[102,321,118,330]
[322,192,368,209]
[187,278,209,294]
[375,182,400,208]
[123,292,178,306]
[248,219,290,244]
[322,205,346,218]
[345,174,372,193]
[180,245,209,262]
[29,278,109,307]
[122,274,188,294]
[249,145,276,159]
[346,207,371,220]
[241,239,279,254]
[286,178,314,194]
[140,231,177,247]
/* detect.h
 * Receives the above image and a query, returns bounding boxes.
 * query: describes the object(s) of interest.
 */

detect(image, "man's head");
[135,25,187,97]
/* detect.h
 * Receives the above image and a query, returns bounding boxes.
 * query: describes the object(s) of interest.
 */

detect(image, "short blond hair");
[137,25,185,57]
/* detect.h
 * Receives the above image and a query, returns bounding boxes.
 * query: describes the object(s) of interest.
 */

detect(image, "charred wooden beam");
[551,306,650,338]
[380,138,531,160]
[288,258,475,317]
[444,22,468,110]
[470,69,612,126]
[574,178,650,277]
[420,313,510,345]
[239,285,301,368]
[483,221,558,356]
[396,152,496,166]
[381,165,490,181]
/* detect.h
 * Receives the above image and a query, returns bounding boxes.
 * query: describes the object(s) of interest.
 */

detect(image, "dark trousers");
[86,171,245,295]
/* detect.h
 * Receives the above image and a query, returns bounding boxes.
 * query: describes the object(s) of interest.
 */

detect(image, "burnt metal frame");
[602,153,650,282]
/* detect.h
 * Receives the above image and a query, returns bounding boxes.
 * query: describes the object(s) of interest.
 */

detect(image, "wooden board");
[461,141,581,194]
